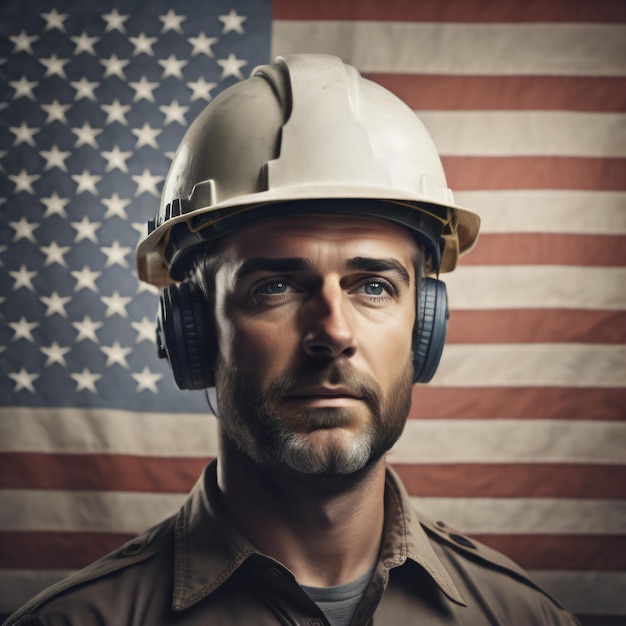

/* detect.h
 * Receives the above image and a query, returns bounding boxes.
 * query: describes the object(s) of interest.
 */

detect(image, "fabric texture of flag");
[0,0,624,623]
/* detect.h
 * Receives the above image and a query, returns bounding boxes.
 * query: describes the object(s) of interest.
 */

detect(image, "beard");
[214,357,414,478]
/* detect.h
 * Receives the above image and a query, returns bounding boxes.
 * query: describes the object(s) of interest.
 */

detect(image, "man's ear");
[412,277,449,383]
[157,281,217,389]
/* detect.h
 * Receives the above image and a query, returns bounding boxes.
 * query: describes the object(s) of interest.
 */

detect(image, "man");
[4,55,579,625]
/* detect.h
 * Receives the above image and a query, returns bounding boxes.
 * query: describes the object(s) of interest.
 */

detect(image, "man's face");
[211,213,418,478]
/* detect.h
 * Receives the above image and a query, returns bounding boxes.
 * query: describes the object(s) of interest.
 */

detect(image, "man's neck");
[216,435,387,588]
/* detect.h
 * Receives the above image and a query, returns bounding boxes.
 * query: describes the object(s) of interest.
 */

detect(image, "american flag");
[0,0,624,623]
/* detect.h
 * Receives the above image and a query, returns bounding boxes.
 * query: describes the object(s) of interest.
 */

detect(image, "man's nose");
[302,284,357,359]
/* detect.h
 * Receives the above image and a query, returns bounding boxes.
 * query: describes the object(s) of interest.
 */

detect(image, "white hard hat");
[137,54,480,286]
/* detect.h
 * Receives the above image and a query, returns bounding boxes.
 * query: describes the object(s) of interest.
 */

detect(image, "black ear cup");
[157,282,217,390]
[413,277,449,383]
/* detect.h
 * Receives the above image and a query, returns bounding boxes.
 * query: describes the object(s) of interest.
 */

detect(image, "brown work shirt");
[4,462,579,625]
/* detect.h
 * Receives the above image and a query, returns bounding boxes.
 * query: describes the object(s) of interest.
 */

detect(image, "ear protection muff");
[412,277,449,383]
[157,276,449,390]
[157,281,216,389]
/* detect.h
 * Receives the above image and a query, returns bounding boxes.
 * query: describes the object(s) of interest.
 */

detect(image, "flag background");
[0,0,624,623]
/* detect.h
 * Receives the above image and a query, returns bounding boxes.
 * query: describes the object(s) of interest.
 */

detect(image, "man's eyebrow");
[236,258,311,278]
[235,256,411,286]
[347,257,411,286]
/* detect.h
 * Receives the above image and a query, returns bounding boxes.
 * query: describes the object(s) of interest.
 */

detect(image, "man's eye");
[363,281,384,296]
[257,280,291,295]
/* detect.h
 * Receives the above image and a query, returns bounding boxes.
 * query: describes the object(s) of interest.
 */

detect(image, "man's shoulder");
[2,514,177,626]
[417,515,579,623]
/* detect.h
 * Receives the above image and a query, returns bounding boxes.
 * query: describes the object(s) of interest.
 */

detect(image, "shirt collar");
[172,461,465,610]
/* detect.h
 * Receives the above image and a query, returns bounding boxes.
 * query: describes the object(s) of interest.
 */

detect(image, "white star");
[40,241,70,267]
[40,341,71,367]
[9,76,38,100]
[101,291,133,317]
[9,265,37,291]
[71,169,102,194]
[100,240,131,268]
[70,32,100,55]
[129,33,157,56]
[132,367,163,393]
[40,291,72,317]
[9,368,39,393]
[71,121,102,148]
[157,55,188,79]
[70,368,102,393]
[132,222,147,236]
[41,99,71,124]
[9,317,39,342]
[9,217,39,242]
[101,193,131,219]
[102,9,129,33]
[71,216,101,243]
[9,169,40,194]
[187,77,216,102]
[132,169,164,196]
[100,54,130,79]
[101,145,132,173]
[131,123,162,148]
[72,316,103,342]
[41,9,68,32]
[40,53,70,78]
[9,121,40,147]
[71,266,102,292]
[10,31,39,54]
[219,9,246,34]
[217,53,247,79]
[129,76,159,102]
[159,9,186,33]
[70,76,99,101]
[101,340,132,367]
[40,144,71,171]
[188,32,218,57]
[159,100,189,125]
[101,99,131,125]
[131,317,156,343]
[41,192,70,218]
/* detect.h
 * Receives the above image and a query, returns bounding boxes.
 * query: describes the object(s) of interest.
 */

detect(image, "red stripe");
[3,454,623,499]
[393,463,626,499]
[273,0,626,22]
[461,233,626,266]
[472,534,626,571]
[0,532,132,570]
[408,387,626,420]
[2,531,622,571]
[0,453,205,493]
[364,75,626,112]
[446,310,626,345]
[442,157,626,191]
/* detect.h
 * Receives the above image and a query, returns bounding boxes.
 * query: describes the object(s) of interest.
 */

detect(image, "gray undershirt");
[301,567,375,626]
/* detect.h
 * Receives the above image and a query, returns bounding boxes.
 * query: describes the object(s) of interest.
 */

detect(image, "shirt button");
[121,541,143,556]
[266,567,281,582]
[449,533,476,549]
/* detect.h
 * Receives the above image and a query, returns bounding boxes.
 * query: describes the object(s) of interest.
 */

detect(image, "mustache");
[266,363,383,410]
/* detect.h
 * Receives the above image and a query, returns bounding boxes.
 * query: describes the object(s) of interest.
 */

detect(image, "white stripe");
[418,111,626,157]
[272,22,626,76]
[1,570,623,616]
[444,266,626,311]
[410,497,626,534]
[433,344,626,387]
[0,489,185,532]
[392,419,625,464]
[0,407,219,455]
[531,571,626,615]
[1,489,621,535]
[454,190,626,235]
